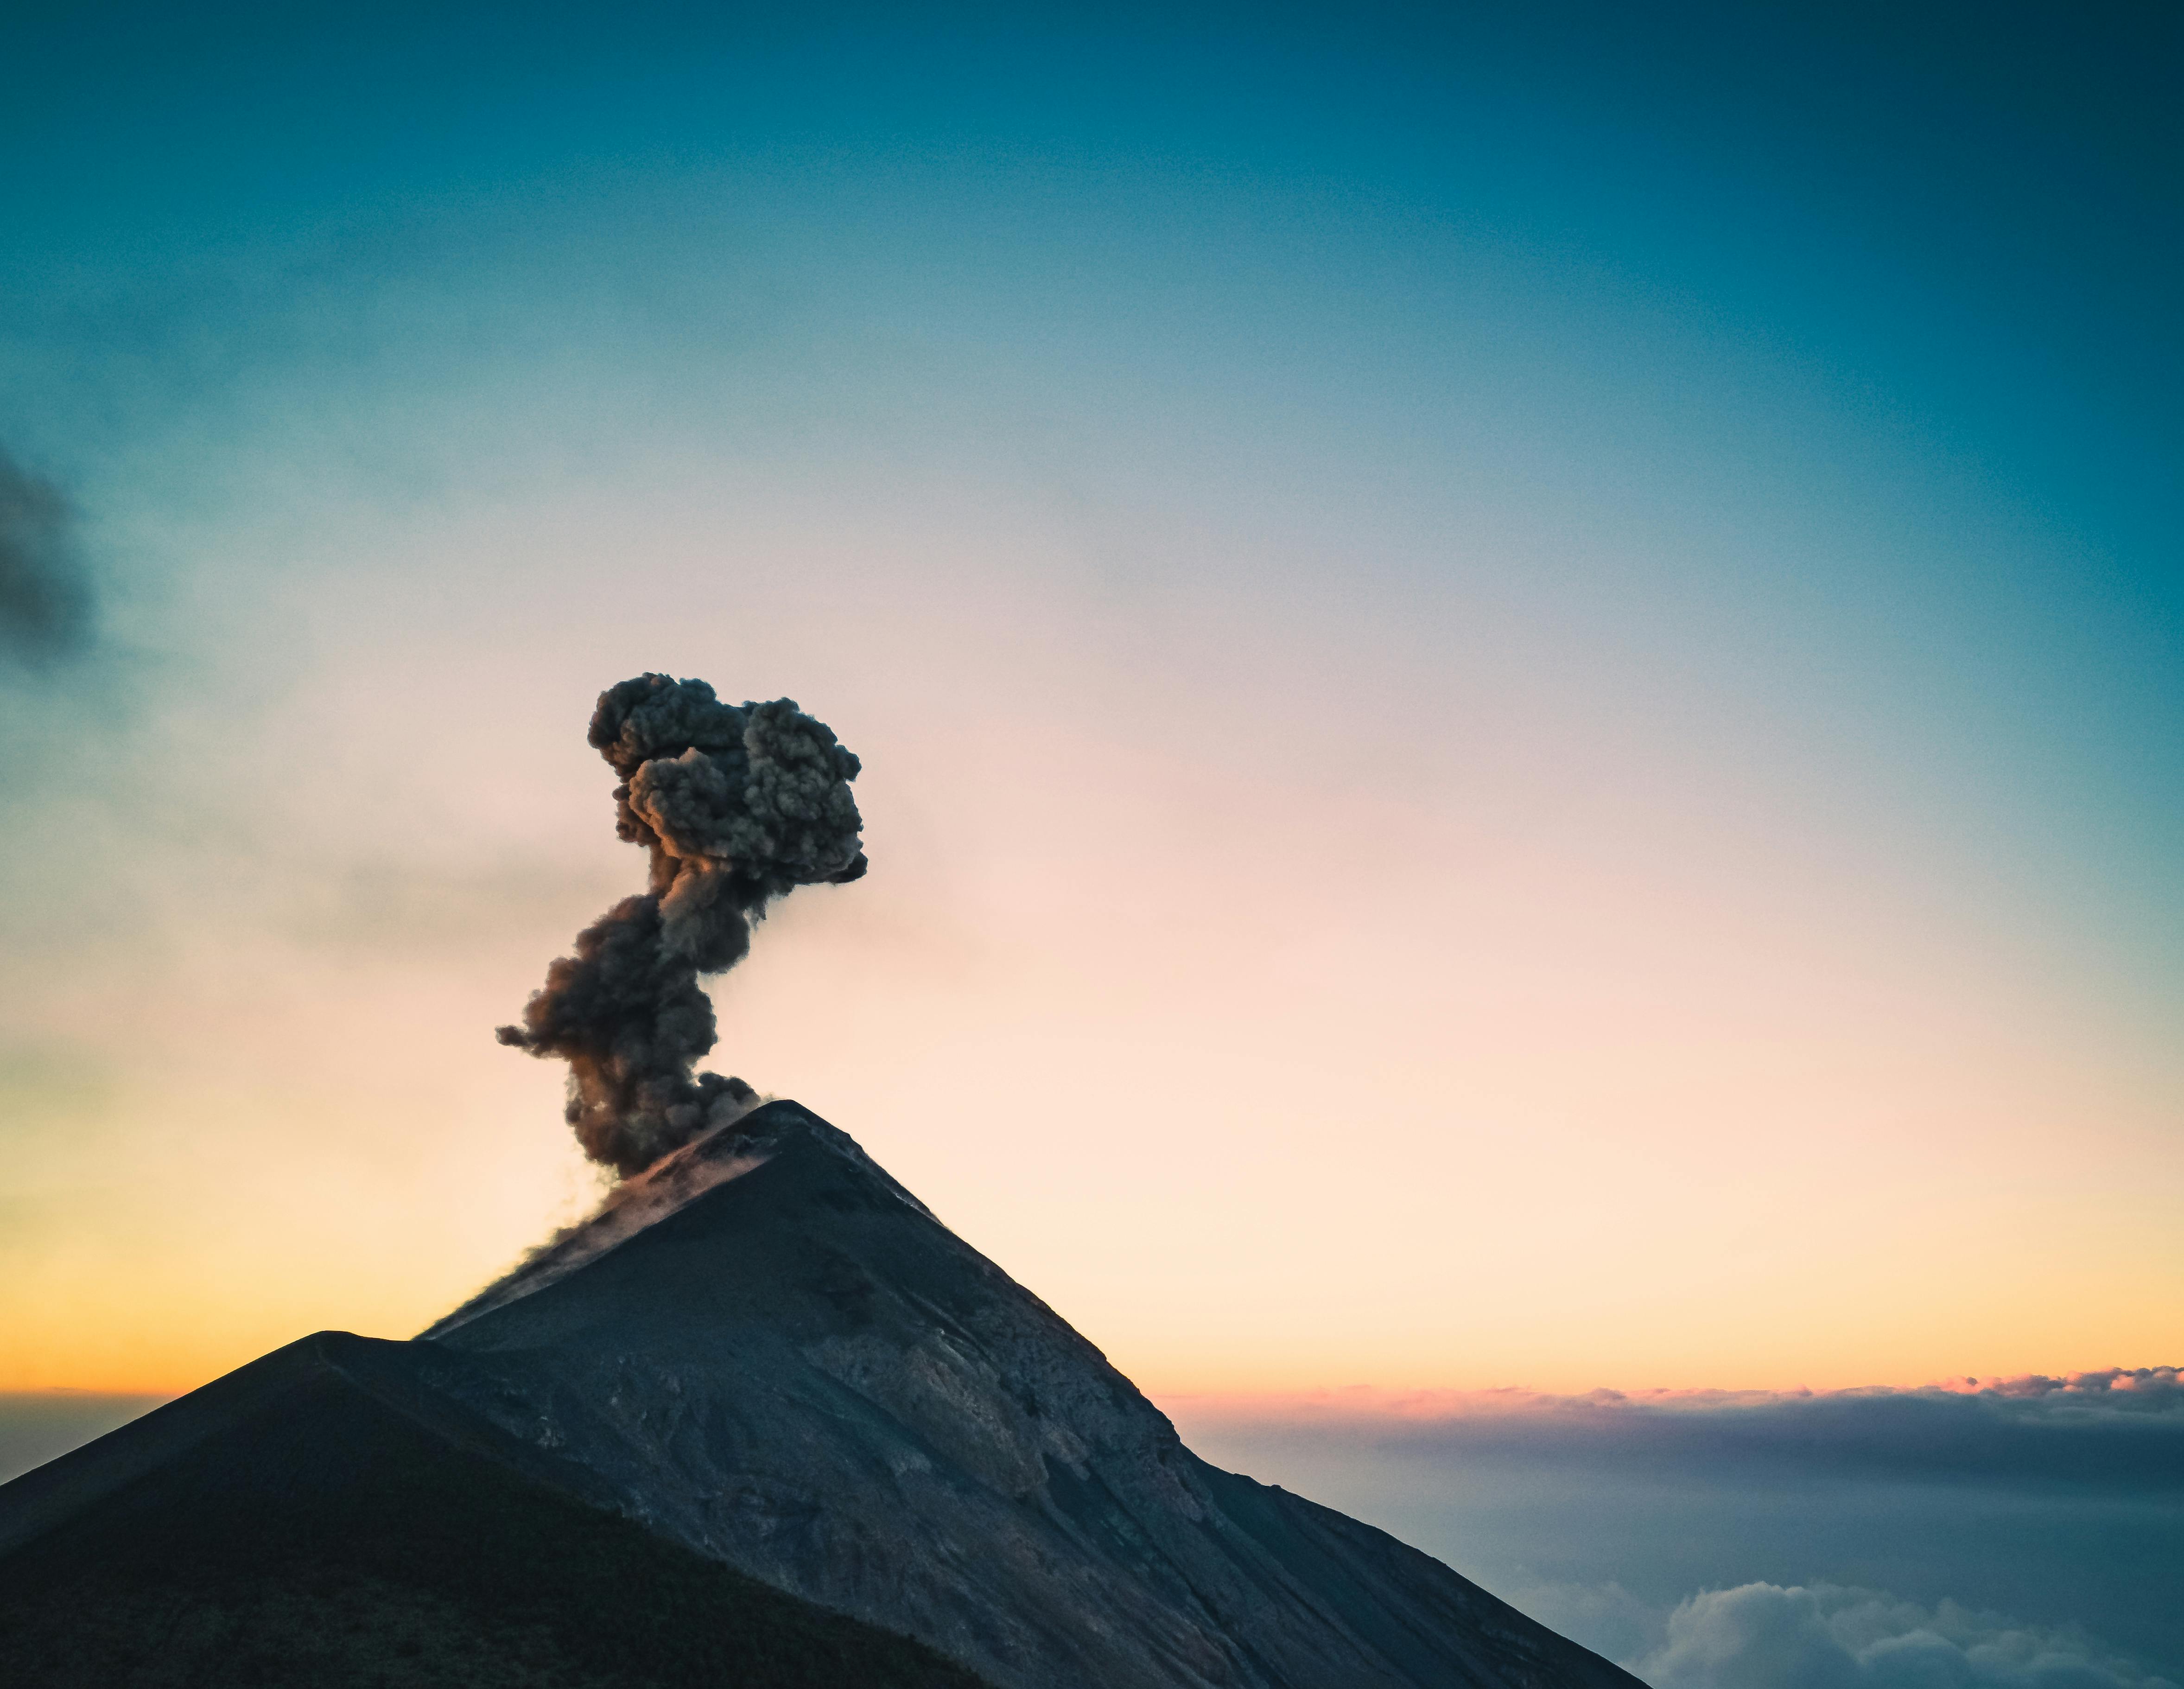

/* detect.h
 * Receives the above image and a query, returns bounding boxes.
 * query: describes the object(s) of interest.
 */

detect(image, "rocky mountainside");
[417,1102,1640,1689]
[1,1100,1646,1689]
[0,1330,990,1688]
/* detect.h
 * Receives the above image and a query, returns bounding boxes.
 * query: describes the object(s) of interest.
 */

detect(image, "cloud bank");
[1640,1582,2177,1689]
[1175,1368,2184,1491]
[1170,1369,2184,1681]
[1513,1578,2181,1689]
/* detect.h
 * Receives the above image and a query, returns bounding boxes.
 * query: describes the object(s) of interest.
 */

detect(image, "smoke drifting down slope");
[497,675,866,1175]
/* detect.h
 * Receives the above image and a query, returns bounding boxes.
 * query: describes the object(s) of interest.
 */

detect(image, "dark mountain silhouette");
[0,1330,988,1688]
[0,1102,1646,1689]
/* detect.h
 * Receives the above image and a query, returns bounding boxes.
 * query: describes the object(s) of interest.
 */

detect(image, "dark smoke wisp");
[497,674,866,1176]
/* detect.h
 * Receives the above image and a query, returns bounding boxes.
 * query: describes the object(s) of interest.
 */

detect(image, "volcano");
[0,1102,1643,1689]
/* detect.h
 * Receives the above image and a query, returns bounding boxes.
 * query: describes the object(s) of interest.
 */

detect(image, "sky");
[2,0,2179,1383]
[2,0,2178,1393]
[2,1,2178,1677]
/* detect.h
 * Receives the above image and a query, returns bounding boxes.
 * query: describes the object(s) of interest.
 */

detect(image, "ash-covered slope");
[420,1101,1643,1689]
[0,1330,989,1689]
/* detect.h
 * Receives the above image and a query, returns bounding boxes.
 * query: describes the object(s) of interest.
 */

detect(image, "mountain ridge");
[0,1328,992,1688]
[1,1100,1645,1689]
[413,1100,1642,1689]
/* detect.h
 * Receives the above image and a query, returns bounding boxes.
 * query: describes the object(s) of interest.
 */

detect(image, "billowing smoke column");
[497,674,866,1176]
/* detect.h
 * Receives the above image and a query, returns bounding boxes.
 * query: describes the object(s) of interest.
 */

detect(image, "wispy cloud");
[0,449,92,664]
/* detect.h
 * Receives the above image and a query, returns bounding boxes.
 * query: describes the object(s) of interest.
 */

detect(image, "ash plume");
[497,674,866,1175]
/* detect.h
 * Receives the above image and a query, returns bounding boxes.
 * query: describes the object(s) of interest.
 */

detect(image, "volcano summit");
[0,1102,1642,1689]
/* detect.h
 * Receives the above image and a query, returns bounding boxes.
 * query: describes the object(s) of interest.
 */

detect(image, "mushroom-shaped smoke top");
[497,675,866,1176]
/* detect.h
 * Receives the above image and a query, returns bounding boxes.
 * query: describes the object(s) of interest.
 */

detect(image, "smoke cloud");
[0,451,91,663]
[497,674,866,1175]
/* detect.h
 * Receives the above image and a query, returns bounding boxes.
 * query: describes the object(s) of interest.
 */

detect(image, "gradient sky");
[0,0,2178,1398]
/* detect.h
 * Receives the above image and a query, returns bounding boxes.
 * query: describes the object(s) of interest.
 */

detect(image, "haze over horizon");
[2,0,2177,1417]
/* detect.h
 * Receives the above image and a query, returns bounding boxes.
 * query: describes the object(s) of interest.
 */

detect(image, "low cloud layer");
[0,451,91,663]
[1170,1369,2184,1680]
[1644,1582,2176,1689]
[1177,1368,2184,1491]
[1517,1580,2179,1689]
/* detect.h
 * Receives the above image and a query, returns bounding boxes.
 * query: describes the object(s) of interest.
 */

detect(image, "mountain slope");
[0,1329,990,1688]
[419,1101,1646,1689]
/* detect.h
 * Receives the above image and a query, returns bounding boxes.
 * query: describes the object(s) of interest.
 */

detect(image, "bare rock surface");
[419,1101,1644,1689]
